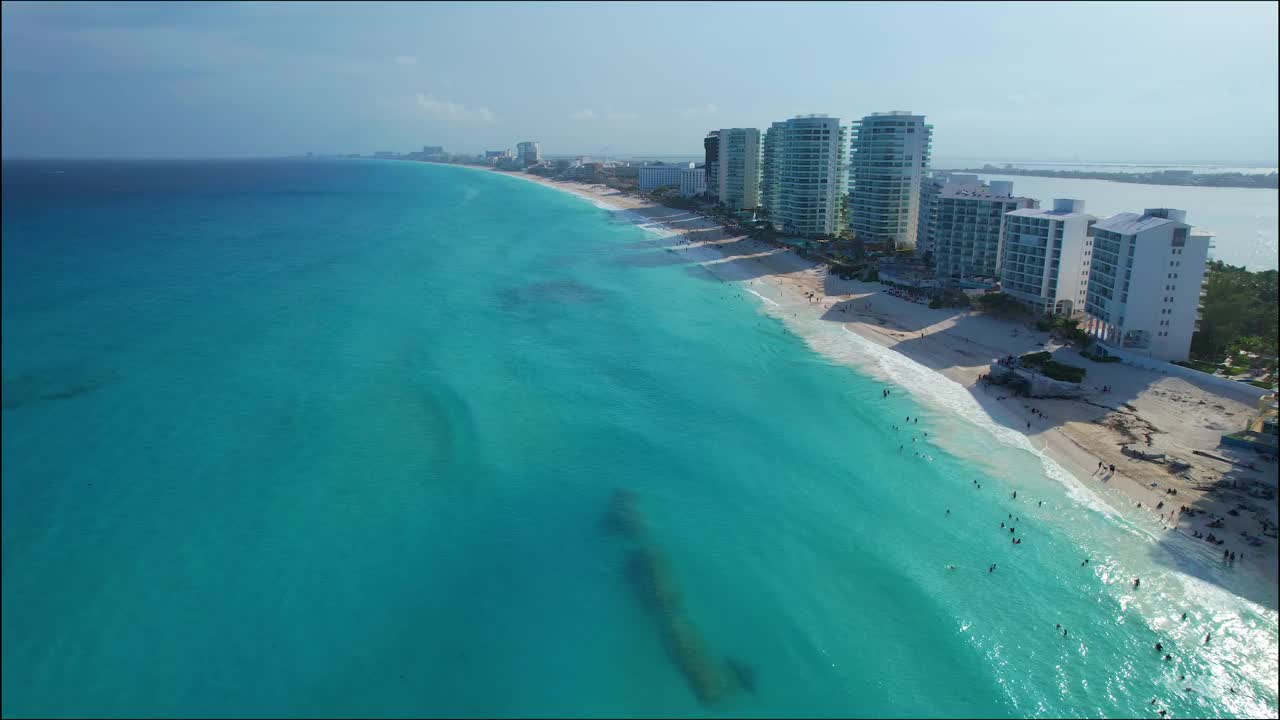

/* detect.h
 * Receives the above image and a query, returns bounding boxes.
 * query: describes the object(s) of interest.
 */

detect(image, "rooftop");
[940,185,1034,202]
[1006,206,1094,220]
[1092,212,1185,235]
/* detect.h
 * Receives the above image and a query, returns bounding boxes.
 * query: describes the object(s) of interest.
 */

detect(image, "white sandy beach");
[493,169,1279,603]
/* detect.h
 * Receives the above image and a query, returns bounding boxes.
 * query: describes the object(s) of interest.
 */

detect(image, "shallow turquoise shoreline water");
[2,159,1275,718]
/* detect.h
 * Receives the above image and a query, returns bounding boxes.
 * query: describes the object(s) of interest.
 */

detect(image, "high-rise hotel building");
[847,112,932,252]
[716,128,761,211]
[766,115,847,237]
[1084,208,1212,361]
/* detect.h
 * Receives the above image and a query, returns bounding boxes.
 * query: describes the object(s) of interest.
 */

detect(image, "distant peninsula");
[941,165,1278,189]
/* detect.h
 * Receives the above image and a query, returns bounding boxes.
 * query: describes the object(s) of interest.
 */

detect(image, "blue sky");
[2,1,1277,163]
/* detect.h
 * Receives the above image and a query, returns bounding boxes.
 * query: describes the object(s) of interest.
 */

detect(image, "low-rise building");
[679,166,707,197]
[1000,199,1096,317]
[639,163,694,191]
[1083,208,1212,361]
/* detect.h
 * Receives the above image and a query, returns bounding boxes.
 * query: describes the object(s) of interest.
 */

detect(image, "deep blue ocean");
[2,159,1275,718]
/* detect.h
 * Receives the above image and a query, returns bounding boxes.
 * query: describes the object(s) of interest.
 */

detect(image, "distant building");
[679,166,707,197]
[1000,199,1096,317]
[373,151,398,159]
[848,111,932,251]
[422,145,444,155]
[485,149,513,163]
[703,131,720,200]
[770,115,847,237]
[932,181,1038,282]
[716,128,761,210]
[1084,208,1212,361]
[516,141,541,166]
[760,121,787,216]
[639,162,694,191]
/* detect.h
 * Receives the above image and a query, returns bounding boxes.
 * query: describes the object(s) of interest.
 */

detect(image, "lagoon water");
[1,159,1276,718]
[967,173,1278,272]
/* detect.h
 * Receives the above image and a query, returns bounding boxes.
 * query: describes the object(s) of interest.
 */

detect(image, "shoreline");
[482,167,1278,608]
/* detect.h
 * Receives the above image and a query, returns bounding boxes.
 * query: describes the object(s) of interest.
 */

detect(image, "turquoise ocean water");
[1,159,1276,718]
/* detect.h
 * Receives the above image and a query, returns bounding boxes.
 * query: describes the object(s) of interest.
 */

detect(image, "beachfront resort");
[402,110,1278,581]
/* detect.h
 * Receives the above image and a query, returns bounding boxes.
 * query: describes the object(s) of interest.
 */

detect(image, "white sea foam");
[745,288,780,307]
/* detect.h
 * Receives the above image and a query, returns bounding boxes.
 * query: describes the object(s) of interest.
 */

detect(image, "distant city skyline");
[2,2,1277,164]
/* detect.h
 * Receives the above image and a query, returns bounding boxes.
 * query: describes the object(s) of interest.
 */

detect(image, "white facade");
[516,141,541,166]
[932,181,1038,281]
[679,167,707,197]
[848,111,932,251]
[1000,199,1096,317]
[716,127,761,210]
[1083,208,1212,362]
[768,115,847,237]
[639,163,693,191]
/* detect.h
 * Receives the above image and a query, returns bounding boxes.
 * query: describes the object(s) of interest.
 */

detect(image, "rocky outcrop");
[987,363,1088,399]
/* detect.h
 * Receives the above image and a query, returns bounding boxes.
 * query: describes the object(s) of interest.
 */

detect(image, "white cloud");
[677,103,719,118]
[394,55,418,65]
[414,93,496,125]
[569,109,598,120]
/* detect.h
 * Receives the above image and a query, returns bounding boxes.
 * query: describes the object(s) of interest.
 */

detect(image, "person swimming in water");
[1134,578,1141,588]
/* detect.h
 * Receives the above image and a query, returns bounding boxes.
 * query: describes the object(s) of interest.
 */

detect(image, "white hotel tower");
[1084,208,1212,362]
[847,111,932,252]
[768,115,847,237]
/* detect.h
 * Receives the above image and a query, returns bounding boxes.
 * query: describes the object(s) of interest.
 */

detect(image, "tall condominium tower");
[847,111,932,252]
[760,121,787,216]
[770,115,847,237]
[716,128,761,211]
[703,131,720,200]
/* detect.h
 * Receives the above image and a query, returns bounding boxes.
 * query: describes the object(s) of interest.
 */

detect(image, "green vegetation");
[974,292,1027,318]
[1249,380,1277,390]
[1045,315,1092,347]
[1174,358,1219,374]
[1019,351,1087,383]
[1191,261,1279,365]
[1080,350,1121,363]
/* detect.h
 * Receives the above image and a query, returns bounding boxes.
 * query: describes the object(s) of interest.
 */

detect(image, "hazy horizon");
[3,2,1277,164]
